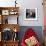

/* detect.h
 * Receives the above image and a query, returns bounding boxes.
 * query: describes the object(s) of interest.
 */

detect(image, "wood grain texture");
[0,24,20,32]
[2,41,19,46]
[43,0,46,46]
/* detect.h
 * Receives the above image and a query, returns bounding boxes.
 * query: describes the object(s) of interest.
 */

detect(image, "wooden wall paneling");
[43,0,46,46]
[43,0,46,26]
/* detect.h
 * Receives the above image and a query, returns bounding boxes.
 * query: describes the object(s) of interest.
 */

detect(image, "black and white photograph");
[25,8,37,20]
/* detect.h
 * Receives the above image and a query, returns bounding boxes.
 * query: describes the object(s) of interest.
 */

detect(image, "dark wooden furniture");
[0,7,19,24]
[2,40,19,46]
[0,41,2,46]
[0,7,19,46]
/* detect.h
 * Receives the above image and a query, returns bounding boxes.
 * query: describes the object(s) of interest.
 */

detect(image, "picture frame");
[25,8,37,20]
[2,10,9,15]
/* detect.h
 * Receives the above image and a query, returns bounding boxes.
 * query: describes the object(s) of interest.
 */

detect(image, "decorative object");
[1,28,18,41]
[15,0,17,7]
[9,10,18,15]
[5,18,8,24]
[13,32,18,41]
[2,28,13,41]
[25,8,37,20]
[25,36,38,46]
[2,10,9,15]
[2,16,8,24]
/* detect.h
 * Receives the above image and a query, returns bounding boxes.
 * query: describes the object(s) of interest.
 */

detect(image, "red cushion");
[21,28,41,46]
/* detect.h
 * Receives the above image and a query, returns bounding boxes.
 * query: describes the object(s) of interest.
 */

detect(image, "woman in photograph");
[26,9,35,18]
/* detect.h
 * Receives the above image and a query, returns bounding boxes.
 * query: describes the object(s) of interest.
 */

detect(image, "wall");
[17,0,44,26]
[0,0,15,7]
[0,0,44,26]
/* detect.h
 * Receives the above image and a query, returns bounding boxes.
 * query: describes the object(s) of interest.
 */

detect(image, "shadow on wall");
[18,26,43,44]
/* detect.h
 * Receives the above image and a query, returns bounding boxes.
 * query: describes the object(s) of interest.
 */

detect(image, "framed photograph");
[25,8,37,20]
[2,10,9,15]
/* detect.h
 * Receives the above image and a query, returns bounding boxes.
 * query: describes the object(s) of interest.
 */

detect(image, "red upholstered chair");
[21,28,41,46]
